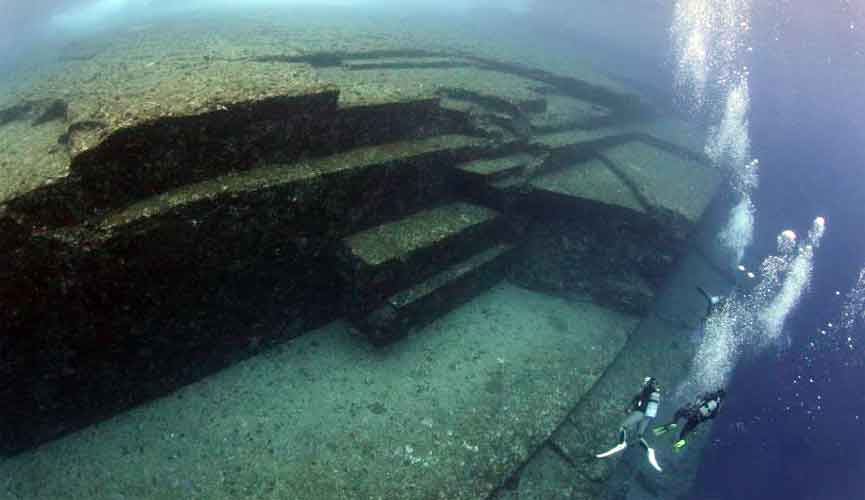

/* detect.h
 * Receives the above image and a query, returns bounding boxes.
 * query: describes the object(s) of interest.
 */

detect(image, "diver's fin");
[596,441,627,458]
[652,424,676,436]
[673,439,687,452]
[640,438,663,472]
[647,447,663,472]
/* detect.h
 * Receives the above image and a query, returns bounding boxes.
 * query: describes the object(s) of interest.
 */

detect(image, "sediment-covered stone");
[340,202,503,314]
[343,56,473,70]
[511,445,578,500]
[3,91,474,232]
[358,243,513,344]
[0,283,636,500]
[529,126,632,155]
[527,94,613,133]
[0,16,724,490]
[508,215,669,317]
[456,153,538,180]
[0,57,329,206]
[2,133,493,339]
[598,139,722,225]
[529,157,647,215]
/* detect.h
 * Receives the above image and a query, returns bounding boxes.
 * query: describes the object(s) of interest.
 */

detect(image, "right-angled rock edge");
[491,221,736,500]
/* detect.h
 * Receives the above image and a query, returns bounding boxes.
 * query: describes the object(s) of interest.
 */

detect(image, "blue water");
[691,2,865,498]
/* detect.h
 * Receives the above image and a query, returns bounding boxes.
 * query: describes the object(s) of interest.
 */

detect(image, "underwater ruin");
[0,11,731,500]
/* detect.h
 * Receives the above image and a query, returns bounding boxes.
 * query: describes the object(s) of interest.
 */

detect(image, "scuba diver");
[696,286,725,321]
[652,389,725,451]
[596,377,663,472]
[654,286,727,329]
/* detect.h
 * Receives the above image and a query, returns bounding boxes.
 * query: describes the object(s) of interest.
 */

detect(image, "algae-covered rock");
[0,16,722,495]
[508,213,679,316]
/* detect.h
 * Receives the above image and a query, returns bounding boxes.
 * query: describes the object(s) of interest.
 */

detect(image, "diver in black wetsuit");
[652,389,725,451]
[596,377,663,472]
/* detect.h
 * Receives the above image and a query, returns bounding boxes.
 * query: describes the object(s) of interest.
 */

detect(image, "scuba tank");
[698,398,719,418]
[645,388,661,418]
[639,377,661,417]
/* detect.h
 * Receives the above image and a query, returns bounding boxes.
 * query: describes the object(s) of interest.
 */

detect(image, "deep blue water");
[690,2,865,499]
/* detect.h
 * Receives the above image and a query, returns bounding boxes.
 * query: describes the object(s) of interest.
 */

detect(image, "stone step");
[339,201,503,314]
[4,88,341,229]
[625,116,709,161]
[529,117,708,166]
[530,113,711,162]
[597,138,722,225]
[467,154,640,217]
[451,152,545,212]
[437,87,547,116]
[88,134,490,252]
[343,56,472,71]
[255,49,443,67]
[489,173,529,192]
[527,94,614,134]
[355,243,514,344]
[439,98,529,140]
[528,156,647,216]
[530,125,634,155]
[455,152,537,180]
[501,137,721,228]
[436,87,540,140]
[9,135,494,348]
[465,56,644,116]
[5,91,471,231]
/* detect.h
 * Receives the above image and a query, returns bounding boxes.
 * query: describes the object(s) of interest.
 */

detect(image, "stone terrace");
[0,9,721,500]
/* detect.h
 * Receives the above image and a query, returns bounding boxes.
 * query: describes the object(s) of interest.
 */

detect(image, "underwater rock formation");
[0,21,721,500]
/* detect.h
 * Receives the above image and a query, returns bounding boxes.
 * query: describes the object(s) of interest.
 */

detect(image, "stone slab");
[0,57,329,206]
[528,94,612,133]
[529,126,631,150]
[549,248,738,500]
[456,153,536,179]
[344,56,473,70]
[626,116,709,159]
[341,202,505,317]
[358,243,513,344]
[318,65,546,109]
[92,134,485,237]
[389,243,508,310]
[529,157,646,215]
[514,445,578,500]
[0,282,636,500]
[344,202,499,268]
[599,140,722,224]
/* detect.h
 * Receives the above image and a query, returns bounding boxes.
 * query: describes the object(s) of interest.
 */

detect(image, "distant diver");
[654,286,727,329]
[652,389,725,451]
[596,376,663,472]
[696,286,725,320]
